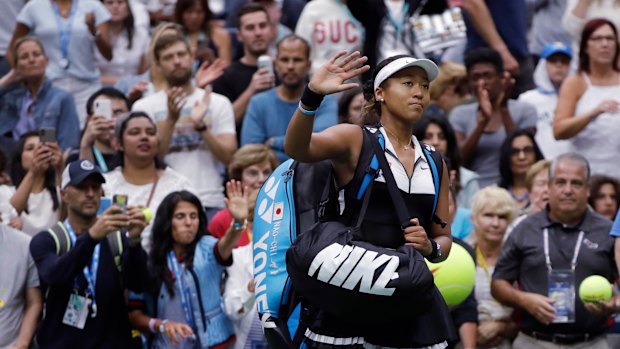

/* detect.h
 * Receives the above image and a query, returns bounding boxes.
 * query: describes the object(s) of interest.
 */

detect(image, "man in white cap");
[29,159,149,349]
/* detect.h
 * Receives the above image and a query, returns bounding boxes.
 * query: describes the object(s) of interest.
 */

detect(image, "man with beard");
[131,33,237,219]
[66,87,130,172]
[240,34,337,162]
[29,160,148,349]
[213,3,276,127]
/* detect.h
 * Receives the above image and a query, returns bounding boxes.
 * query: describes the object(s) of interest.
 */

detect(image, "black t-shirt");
[493,209,616,335]
[212,60,257,104]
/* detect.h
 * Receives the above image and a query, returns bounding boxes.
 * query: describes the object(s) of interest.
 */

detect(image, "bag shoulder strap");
[47,222,71,255]
[106,231,124,273]
[366,129,412,229]
[421,143,447,228]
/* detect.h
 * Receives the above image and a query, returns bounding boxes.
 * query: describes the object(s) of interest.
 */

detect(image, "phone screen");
[113,194,128,213]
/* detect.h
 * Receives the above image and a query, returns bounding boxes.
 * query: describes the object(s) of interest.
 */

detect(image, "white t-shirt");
[0,186,59,237]
[17,0,111,82]
[102,166,196,253]
[295,0,364,74]
[132,88,236,208]
[96,27,149,80]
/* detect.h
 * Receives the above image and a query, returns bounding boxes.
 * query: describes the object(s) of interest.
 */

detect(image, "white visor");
[373,57,439,90]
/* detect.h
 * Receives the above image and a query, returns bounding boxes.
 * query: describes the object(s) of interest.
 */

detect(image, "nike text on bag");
[253,127,444,347]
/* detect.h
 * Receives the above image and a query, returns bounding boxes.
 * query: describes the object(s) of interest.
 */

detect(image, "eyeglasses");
[589,35,616,43]
[511,146,535,157]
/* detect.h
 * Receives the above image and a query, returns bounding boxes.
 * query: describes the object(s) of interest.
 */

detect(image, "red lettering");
[345,21,358,44]
[329,20,342,43]
[314,22,326,44]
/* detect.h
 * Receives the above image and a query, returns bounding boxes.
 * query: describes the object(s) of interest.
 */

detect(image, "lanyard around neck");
[51,0,78,59]
[543,228,584,273]
[64,219,100,317]
[385,1,410,41]
[92,146,109,173]
[167,251,195,327]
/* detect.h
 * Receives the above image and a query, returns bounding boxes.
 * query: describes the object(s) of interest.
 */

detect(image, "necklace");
[382,124,413,151]
[509,187,529,203]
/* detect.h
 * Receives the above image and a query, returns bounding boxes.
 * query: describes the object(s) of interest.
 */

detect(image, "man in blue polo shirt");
[240,34,337,163]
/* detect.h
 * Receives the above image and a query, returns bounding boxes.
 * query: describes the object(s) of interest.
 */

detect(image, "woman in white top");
[563,0,620,49]
[554,19,620,179]
[9,132,63,236]
[102,111,196,253]
[468,186,519,349]
[97,0,149,86]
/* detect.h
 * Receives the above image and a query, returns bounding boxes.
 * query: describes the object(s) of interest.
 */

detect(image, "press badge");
[548,269,575,323]
[62,293,91,329]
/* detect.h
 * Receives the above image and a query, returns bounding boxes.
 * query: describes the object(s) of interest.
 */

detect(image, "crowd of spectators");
[1,0,620,348]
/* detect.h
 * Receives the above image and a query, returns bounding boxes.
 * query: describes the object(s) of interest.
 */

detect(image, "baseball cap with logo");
[374,56,440,90]
[61,160,106,189]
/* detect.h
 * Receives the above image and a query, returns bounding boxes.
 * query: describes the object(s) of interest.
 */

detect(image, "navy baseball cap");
[541,42,572,59]
[61,160,106,188]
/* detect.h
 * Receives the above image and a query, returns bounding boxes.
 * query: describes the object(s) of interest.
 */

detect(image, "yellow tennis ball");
[579,275,612,303]
[142,208,153,224]
[425,243,476,306]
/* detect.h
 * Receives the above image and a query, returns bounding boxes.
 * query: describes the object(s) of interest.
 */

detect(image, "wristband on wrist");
[300,85,324,110]
[232,219,247,231]
[148,318,158,334]
[298,102,317,116]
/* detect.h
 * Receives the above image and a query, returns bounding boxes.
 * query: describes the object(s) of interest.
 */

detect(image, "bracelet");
[298,102,317,116]
[148,318,158,334]
[300,85,324,110]
[159,319,169,333]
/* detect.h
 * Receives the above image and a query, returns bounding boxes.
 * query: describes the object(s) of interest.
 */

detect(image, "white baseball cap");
[373,57,440,91]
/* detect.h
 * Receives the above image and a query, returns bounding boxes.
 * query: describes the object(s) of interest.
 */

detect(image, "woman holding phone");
[8,131,63,236]
[102,111,196,253]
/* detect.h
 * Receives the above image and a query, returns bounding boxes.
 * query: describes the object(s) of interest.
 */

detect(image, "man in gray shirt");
[450,48,537,188]
[492,153,617,348]
[0,224,41,349]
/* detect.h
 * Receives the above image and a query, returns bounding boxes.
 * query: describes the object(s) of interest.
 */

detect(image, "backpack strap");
[421,144,447,228]
[47,222,71,255]
[106,231,124,273]
[356,127,383,200]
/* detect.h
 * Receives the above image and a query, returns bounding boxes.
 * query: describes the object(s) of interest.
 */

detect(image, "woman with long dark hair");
[174,0,232,68]
[413,115,480,208]
[9,132,62,236]
[588,175,620,220]
[129,188,245,348]
[97,0,149,85]
[554,18,620,179]
[497,129,544,211]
